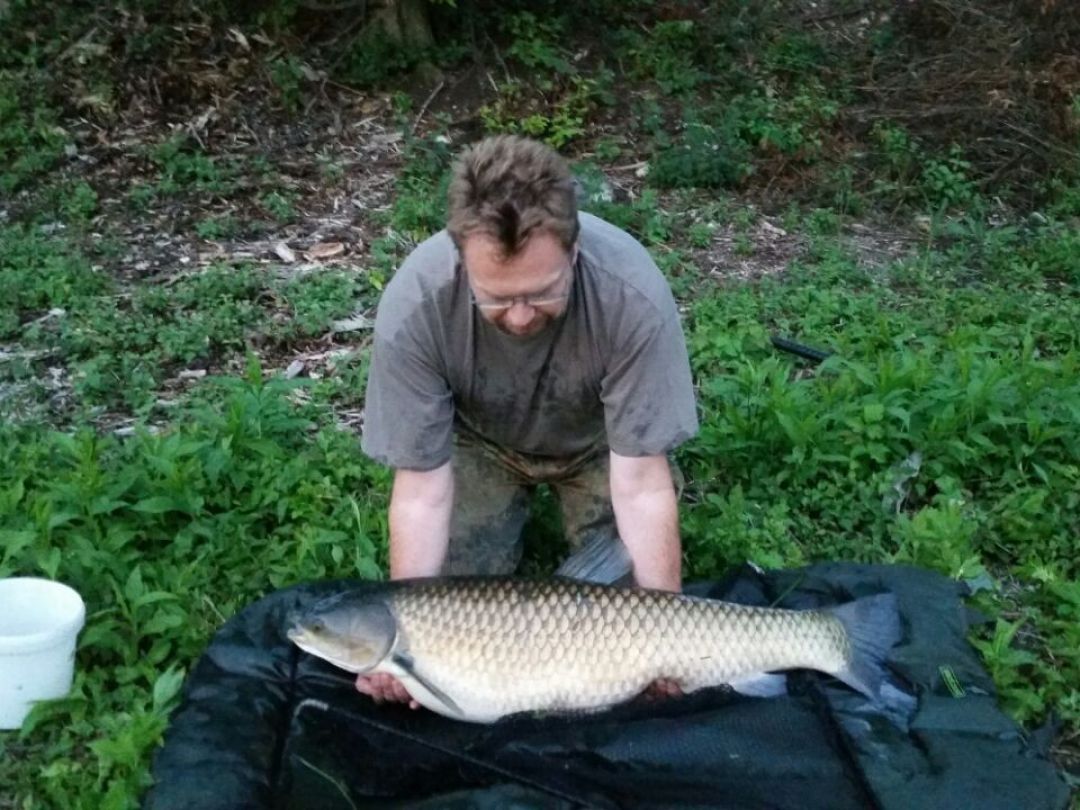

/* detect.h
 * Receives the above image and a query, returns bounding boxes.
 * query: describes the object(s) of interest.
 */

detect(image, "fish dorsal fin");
[554,528,634,585]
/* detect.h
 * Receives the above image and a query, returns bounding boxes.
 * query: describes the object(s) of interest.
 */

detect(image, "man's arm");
[388,461,454,579]
[608,451,682,592]
[357,461,453,707]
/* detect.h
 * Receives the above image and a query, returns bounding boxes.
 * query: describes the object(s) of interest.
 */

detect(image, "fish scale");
[288,576,903,724]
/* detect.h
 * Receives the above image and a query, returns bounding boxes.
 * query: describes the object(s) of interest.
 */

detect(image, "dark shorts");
[442,428,682,576]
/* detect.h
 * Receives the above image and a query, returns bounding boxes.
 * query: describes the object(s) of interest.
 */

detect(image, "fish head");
[287,592,397,674]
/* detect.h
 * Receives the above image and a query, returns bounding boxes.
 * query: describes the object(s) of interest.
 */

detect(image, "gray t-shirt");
[361,212,698,470]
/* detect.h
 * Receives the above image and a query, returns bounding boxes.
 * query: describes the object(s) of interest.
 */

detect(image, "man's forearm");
[609,453,682,592]
[388,464,454,579]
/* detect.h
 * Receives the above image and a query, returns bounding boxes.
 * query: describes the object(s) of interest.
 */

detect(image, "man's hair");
[446,135,579,257]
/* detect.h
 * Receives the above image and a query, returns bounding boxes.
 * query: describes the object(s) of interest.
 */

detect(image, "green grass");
[3,200,1078,807]
[0,362,389,807]
[0,69,67,193]
[675,219,1080,737]
[2,226,380,415]
[2,2,1078,805]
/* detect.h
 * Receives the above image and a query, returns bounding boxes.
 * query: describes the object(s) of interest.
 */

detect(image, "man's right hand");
[356,672,421,710]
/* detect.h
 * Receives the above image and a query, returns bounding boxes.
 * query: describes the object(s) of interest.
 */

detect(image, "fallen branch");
[411,80,445,135]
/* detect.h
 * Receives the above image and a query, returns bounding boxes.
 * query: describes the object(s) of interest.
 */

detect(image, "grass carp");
[287,577,905,724]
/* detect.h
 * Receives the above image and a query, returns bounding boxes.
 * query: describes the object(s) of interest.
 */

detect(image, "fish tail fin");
[826,593,905,704]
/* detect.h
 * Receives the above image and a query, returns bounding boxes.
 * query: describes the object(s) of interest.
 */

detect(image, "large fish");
[286,575,906,724]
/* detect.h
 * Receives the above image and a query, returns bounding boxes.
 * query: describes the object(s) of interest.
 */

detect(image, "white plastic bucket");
[0,577,86,730]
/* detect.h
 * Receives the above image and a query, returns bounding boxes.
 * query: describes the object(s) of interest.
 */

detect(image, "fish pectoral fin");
[390,652,465,719]
[728,672,788,698]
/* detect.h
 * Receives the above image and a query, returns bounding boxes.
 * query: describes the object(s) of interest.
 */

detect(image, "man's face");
[461,231,576,338]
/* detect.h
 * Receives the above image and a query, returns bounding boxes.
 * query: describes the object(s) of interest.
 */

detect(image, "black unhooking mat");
[141,563,1071,810]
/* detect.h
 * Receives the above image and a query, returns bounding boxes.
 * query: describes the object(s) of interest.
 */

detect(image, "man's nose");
[503,301,535,329]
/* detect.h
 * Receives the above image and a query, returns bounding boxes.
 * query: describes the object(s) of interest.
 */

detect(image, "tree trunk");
[366,0,434,49]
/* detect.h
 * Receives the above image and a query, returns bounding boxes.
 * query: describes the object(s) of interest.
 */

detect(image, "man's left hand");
[640,678,684,702]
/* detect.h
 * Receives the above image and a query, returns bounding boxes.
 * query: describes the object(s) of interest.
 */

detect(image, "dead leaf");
[759,221,788,237]
[228,28,250,50]
[331,313,373,332]
[274,241,297,263]
[189,107,216,134]
[307,241,345,260]
[284,360,306,379]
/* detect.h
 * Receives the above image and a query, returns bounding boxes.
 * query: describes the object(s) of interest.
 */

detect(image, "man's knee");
[444,506,527,575]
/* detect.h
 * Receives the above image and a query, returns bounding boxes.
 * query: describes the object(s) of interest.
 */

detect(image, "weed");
[151,137,241,197]
[592,136,623,163]
[688,222,714,249]
[279,271,371,339]
[651,115,753,190]
[805,208,841,236]
[619,20,709,96]
[388,130,453,241]
[337,30,427,88]
[259,190,297,223]
[59,264,267,409]
[575,167,671,246]
[0,361,388,805]
[0,225,110,340]
[921,146,978,211]
[58,181,99,224]
[195,215,240,241]
[504,11,573,76]
[268,55,307,114]
[317,150,345,183]
[480,73,608,149]
[0,70,67,193]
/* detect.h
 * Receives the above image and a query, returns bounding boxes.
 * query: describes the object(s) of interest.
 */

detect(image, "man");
[358,135,699,707]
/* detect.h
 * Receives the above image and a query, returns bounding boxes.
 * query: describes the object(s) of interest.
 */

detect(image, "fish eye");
[310,619,326,635]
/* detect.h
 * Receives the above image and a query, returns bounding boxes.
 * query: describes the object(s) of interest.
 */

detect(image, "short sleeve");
[600,304,698,457]
[361,322,455,471]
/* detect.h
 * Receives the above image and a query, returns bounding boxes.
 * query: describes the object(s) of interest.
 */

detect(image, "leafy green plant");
[0,69,67,192]
[268,55,306,114]
[0,360,389,806]
[195,214,240,241]
[388,130,453,241]
[575,166,671,246]
[921,146,978,211]
[504,11,573,76]
[480,73,608,148]
[651,118,753,190]
[58,264,267,408]
[0,225,111,340]
[279,270,371,339]
[259,190,297,223]
[618,19,710,96]
[151,137,241,197]
[337,28,428,88]
[58,181,99,223]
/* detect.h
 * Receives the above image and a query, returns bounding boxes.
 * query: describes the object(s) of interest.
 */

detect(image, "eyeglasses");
[468,251,577,313]
[471,289,571,313]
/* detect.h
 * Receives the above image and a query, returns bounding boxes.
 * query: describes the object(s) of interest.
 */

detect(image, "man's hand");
[355,672,420,710]
[639,678,684,702]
